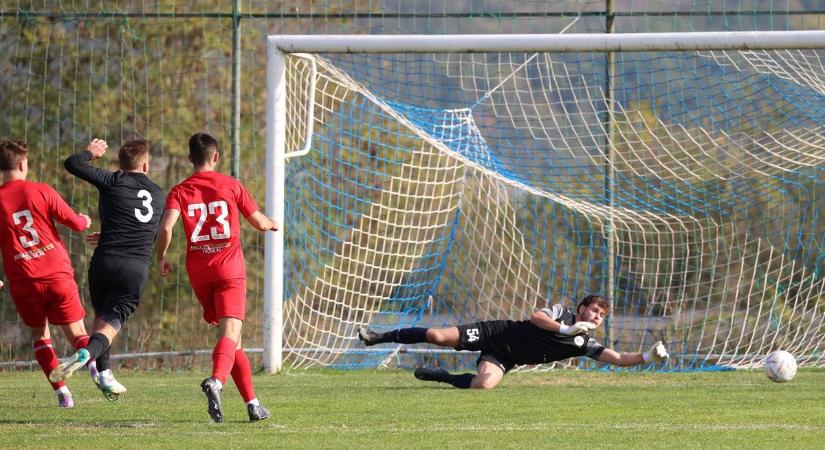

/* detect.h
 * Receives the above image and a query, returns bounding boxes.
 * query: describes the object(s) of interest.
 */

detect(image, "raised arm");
[597,342,669,367]
[155,208,180,277]
[245,210,278,232]
[64,138,115,189]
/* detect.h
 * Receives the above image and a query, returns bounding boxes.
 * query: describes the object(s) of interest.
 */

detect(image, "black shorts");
[88,253,149,328]
[456,321,517,373]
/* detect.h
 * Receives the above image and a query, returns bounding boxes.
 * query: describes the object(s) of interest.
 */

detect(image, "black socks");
[96,347,111,371]
[414,368,475,389]
[445,373,474,389]
[384,327,429,344]
[85,333,110,361]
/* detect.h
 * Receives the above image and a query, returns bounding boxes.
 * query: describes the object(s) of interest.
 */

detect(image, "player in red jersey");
[0,139,96,408]
[156,132,278,423]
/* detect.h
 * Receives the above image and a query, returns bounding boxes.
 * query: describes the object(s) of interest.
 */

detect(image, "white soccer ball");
[764,350,797,383]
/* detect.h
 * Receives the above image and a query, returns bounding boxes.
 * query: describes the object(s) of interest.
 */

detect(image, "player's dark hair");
[0,139,28,170]
[188,132,219,167]
[118,139,149,170]
[577,294,610,314]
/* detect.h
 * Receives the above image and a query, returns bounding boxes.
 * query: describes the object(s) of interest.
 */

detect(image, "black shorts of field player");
[456,320,519,373]
[88,253,149,330]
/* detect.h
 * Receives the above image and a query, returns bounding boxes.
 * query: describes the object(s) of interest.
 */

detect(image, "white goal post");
[264,31,825,374]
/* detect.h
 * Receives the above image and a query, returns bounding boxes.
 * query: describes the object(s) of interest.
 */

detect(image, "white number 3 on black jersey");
[135,189,153,223]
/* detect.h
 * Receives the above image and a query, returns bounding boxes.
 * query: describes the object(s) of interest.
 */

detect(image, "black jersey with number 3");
[65,151,165,261]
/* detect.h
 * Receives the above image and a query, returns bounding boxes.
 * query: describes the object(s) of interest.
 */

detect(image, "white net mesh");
[281,44,825,370]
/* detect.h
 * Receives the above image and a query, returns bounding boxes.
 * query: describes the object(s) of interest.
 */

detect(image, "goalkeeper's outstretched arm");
[597,341,670,367]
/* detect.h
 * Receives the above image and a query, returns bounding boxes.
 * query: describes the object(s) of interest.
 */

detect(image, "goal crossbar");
[269,31,825,53]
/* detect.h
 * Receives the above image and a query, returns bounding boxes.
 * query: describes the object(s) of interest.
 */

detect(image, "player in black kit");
[50,138,165,401]
[358,295,670,389]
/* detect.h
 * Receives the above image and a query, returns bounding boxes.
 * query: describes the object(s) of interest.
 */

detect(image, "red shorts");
[191,278,247,326]
[9,278,86,327]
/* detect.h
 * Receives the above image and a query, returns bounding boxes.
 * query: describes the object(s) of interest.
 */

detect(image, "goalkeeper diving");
[358,295,669,389]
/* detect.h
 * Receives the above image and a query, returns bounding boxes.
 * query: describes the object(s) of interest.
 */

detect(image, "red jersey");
[165,171,259,284]
[0,180,88,283]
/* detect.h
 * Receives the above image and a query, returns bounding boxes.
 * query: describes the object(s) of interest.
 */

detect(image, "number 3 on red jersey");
[187,201,230,243]
[12,210,41,248]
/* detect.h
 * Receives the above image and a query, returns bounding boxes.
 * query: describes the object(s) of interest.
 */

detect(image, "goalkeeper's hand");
[558,321,597,336]
[643,341,670,363]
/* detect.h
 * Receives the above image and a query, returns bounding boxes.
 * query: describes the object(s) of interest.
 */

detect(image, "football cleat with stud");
[56,390,74,408]
[96,370,127,402]
[49,349,90,383]
[247,403,272,422]
[357,326,382,346]
[200,377,224,423]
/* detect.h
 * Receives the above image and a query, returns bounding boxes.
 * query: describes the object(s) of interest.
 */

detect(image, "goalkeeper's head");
[575,295,609,327]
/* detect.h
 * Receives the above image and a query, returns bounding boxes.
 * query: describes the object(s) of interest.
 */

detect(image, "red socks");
[213,339,258,403]
[211,337,237,384]
[215,342,257,402]
[72,335,89,350]
[230,349,256,402]
[33,339,64,390]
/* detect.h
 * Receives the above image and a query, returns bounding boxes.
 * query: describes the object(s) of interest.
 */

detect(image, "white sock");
[55,386,70,395]
[246,398,260,407]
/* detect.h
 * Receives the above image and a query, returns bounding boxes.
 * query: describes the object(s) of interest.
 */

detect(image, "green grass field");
[1,368,823,449]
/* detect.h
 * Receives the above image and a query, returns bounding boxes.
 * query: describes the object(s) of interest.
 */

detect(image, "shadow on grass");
[342,384,447,391]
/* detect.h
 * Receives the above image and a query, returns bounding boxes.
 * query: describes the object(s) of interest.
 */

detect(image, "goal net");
[271,33,825,371]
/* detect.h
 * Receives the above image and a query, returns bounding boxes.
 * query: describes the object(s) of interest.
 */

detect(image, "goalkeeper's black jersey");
[498,304,605,365]
[65,151,165,262]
